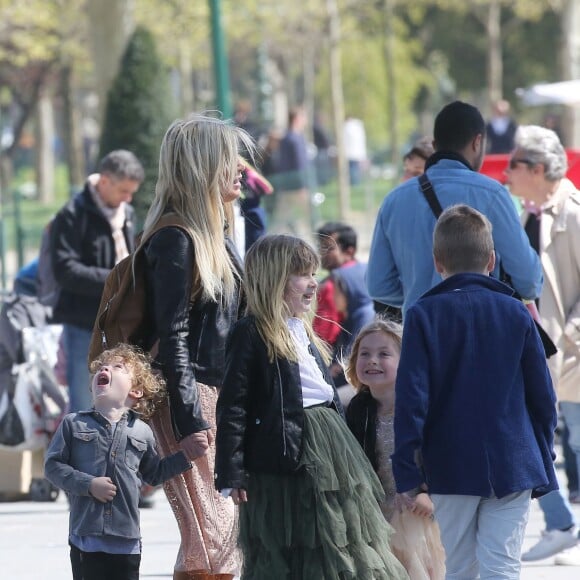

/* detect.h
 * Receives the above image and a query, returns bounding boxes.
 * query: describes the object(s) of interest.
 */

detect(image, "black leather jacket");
[345,389,378,470]
[215,315,344,491]
[143,227,244,440]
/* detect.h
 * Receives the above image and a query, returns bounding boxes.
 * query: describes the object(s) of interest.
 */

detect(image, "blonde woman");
[215,234,409,580]
[142,114,253,580]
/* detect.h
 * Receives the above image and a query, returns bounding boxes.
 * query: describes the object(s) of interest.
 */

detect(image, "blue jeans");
[560,401,580,497]
[63,324,93,412]
[432,491,531,579]
[538,488,575,531]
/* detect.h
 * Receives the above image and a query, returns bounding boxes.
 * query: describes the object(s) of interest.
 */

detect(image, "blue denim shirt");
[45,409,191,539]
[367,159,543,316]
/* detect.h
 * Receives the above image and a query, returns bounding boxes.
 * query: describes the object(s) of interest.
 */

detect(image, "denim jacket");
[368,158,543,315]
[45,409,191,539]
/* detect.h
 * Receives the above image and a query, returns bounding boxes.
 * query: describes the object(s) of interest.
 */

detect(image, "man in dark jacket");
[50,150,143,412]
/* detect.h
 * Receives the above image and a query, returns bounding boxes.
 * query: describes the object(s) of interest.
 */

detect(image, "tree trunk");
[178,39,194,117]
[486,0,503,106]
[383,0,398,166]
[61,65,85,193]
[561,0,580,147]
[303,44,315,144]
[35,88,55,204]
[326,0,349,219]
[87,0,135,126]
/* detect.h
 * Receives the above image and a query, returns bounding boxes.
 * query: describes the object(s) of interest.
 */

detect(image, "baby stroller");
[0,262,68,501]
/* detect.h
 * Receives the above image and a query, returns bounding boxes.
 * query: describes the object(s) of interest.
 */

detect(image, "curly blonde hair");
[345,318,403,392]
[89,344,166,420]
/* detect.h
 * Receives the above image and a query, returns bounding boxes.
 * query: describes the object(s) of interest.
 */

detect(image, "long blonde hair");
[244,234,331,364]
[143,114,254,303]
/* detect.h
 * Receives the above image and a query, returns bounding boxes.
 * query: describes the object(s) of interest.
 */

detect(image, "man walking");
[367,100,542,316]
[50,150,143,412]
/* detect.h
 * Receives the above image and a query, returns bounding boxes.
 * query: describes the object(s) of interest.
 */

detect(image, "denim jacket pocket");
[71,430,99,470]
[126,436,147,471]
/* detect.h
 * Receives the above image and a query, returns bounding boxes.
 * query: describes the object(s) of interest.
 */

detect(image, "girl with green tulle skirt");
[215,234,409,580]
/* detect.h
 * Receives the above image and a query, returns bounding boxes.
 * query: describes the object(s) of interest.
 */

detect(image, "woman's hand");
[231,488,248,504]
[180,431,209,460]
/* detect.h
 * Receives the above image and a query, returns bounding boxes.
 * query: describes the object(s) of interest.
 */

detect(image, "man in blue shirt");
[367,100,542,316]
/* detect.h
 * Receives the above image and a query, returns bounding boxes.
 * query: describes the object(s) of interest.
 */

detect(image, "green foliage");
[404,1,561,108]
[99,26,175,224]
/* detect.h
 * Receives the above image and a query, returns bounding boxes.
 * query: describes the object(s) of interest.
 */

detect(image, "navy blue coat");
[392,273,558,499]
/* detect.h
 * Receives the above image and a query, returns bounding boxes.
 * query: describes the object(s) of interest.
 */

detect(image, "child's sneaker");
[521,528,577,561]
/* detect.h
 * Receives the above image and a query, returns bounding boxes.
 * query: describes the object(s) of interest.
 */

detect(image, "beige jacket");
[521,178,580,402]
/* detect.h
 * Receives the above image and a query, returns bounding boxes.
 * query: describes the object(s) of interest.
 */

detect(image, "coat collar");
[421,272,516,300]
[540,178,578,318]
[541,178,577,218]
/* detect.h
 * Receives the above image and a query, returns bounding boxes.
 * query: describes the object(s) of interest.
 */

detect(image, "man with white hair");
[507,124,580,565]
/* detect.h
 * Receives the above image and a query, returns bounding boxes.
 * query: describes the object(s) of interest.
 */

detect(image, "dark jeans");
[70,544,140,580]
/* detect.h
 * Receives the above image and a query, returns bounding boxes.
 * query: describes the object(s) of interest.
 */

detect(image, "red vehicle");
[480,150,580,186]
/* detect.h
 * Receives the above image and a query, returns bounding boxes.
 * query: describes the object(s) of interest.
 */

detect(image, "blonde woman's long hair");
[143,114,254,304]
[244,235,331,364]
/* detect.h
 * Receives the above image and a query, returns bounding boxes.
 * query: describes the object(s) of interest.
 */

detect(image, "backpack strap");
[418,173,443,219]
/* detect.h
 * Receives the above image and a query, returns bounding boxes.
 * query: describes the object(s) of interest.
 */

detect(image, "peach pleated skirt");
[149,383,240,576]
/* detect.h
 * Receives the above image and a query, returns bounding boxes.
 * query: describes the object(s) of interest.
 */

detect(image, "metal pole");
[209,0,232,119]
[0,194,6,292]
[13,188,24,270]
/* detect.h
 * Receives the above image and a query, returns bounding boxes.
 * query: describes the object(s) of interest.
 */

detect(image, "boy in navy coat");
[392,204,558,579]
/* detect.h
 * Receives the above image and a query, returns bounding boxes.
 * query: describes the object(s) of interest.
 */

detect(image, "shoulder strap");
[418,173,443,219]
[137,213,192,249]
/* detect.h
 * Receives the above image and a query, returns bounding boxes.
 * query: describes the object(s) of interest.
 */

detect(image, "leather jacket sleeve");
[144,227,210,439]
[215,318,258,490]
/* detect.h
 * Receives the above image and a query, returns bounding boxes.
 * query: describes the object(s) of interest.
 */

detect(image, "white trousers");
[431,491,531,579]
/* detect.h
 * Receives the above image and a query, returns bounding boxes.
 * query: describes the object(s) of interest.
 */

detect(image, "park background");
[1,0,580,290]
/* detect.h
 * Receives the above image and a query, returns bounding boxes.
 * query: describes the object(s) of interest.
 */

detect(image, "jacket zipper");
[363,408,369,455]
[196,312,207,357]
[276,360,287,456]
[100,300,112,349]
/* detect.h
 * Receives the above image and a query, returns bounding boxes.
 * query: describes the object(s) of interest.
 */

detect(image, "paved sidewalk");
[0,484,579,578]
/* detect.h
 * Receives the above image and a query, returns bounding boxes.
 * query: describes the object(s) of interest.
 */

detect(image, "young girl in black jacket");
[345,319,445,579]
[215,234,408,580]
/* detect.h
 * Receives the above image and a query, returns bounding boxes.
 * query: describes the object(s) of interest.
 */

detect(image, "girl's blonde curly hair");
[89,344,166,420]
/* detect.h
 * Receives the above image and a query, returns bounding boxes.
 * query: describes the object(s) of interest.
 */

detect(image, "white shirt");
[343,118,367,161]
[287,318,334,408]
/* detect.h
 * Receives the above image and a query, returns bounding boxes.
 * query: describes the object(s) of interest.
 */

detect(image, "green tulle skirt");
[239,406,409,580]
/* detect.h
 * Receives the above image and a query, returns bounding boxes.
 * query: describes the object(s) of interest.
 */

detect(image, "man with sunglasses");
[507,125,580,566]
[368,100,542,317]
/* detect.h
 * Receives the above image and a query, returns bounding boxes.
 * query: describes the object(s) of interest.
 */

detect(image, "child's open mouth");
[97,372,110,386]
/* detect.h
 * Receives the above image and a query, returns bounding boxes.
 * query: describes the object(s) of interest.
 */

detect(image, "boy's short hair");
[89,344,166,419]
[403,136,434,161]
[433,205,493,274]
[316,221,358,252]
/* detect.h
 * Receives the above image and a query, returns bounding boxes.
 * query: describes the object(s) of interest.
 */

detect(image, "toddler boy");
[45,344,194,580]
